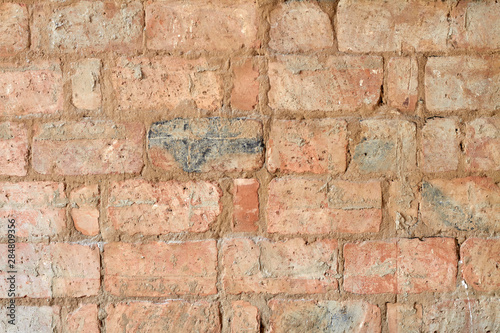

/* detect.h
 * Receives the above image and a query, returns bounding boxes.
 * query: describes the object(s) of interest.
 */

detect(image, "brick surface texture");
[0,0,499,332]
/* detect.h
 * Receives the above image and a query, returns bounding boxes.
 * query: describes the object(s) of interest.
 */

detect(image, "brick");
[267,177,382,234]
[461,238,500,292]
[0,4,28,56]
[387,303,422,333]
[421,118,460,173]
[267,119,347,174]
[386,57,418,112]
[465,118,500,171]
[269,1,333,53]
[425,56,500,112]
[106,301,220,333]
[146,0,257,52]
[352,120,416,173]
[71,59,102,111]
[231,59,259,111]
[450,1,500,51]
[232,179,259,232]
[32,120,144,175]
[0,122,28,176]
[65,304,99,333]
[148,118,264,173]
[32,1,143,53]
[112,57,223,111]
[231,301,259,333]
[0,182,67,239]
[268,300,381,333]
[337,0,448,52]
[221,238,338,294]
[0,306,60,333]
[107,179,222,235]
[0,243,100,298]
[104,240,217,297]
[0,61,63,117]
[421,177,500,232]
[70,185,100,236]
[268,55,383,112]
[388,180,419,233]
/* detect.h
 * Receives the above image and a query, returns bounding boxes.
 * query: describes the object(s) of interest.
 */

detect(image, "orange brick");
[232,179,259,232]
[386,57,418,112]
[421,118,460,173]
[65,304,99,333]
[0,4,28,56]
[70,185,100,236]
[465,118,500,171]
[387,303,422,333]
[231,301,259,333]
[0,122,28,176]
[231,59,259,111]
[461,238,500,292]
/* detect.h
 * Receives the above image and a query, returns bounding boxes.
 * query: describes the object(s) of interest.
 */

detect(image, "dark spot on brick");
[353,139,395,172]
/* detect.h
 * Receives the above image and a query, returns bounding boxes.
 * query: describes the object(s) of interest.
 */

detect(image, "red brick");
[461,238,500,292]
[65,304,99,333]
[32,1,143,53]
[0,4,28,56]
[387,303,422,333]
[0,182,67,239]
[0,61,63,117]
[267,177,382,234]
[232,179,259,232]
[71,59,102,111]
[421,177,500,232]
[231,59,259,111]
[465,118,500,171]
[386,57,418,112]
[107,179,222,236]
[32,120,144,175]
[104,240,217,297]
[231,301,259,333]
[70,185,100,236]
[146,0,258,52]
[106,301,221,333]
[0,122,28,176]
[112,57,223,111]
[0,306,61,332]
[267,119,347,174]
[337,0,448,52]
[421,118,460,173]
[268,300,381,333]
[268,55,383,112]
[269,1,333,53]
[425,56,500,112]
[0,243,100,298]
[221,238,338,294]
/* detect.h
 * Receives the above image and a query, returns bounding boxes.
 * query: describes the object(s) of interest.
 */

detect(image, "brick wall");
[0,0,499,332]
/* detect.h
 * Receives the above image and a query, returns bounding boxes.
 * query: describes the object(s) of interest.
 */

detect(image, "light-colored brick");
[232,179,259,232]
[70,185,99,236]
[231,59,259,111]
[461,238,500,292]
[71,59,101,111]
[0,306,60,333]
[0,122,28,176]
[65,304,99,333]
[387,303,422,333]
[465,118,500,171]
[231,301,259,333]
[387,57,418,112]
[421,118,460,172]
[0,4,29,56]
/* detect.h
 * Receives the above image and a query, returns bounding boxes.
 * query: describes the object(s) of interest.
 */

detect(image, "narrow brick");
[461,238,500,292]
[0,3,29,56]
[148,118,263,173]
[32,120,144,175]
[387,303,422,333]
[70,185,100,236]
[65,304,99,333]
[107,179,222,236]
[268,55,383,112]
[0,306,60,333]
[231,301,259,333]
[465,118,500,171]
[267,119,347,174]
[421,118,460,173]
[231,59,259,111]
[386,57,418,112]
[232,179,259,232]
[71,59,102,111]
[0,122,28,176]
[104,240,217,297]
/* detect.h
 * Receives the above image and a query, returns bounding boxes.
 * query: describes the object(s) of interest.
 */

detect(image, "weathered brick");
[32,120,144,175]
[421,177,500,232]
[337,0,448,52]
[0,306,60,333]
[388,180,419,233]
[70,59,101,111]
[70,185,100,236]
[387,303,422,333]
[0,182,67,239]
[112,57,223,111]
[32,1,143,53]
[352,120,416,173]
[106,301,221,333]
[421,118,460,173]
[267,119,347,174]
[104,240,217,297]
[269,1,333,53]
[0,4,28,56]
[231,301,259,333]
[465,118,500,171]
[0,243,100,298]
[268,300,381,333]
[231,59,259,111]
[0,61,63,117]
[65,304,99,333]
[425,56,500,112]
[221,238,337,294]
[386,57,418,112]
[148,118,264,173]
[268,55,383,112]
[232,179,259,232]
[0,122,28,176]
[146,0,257,52]
[267,177,382,234]
[107,179,222,235]
[461,238,500,292]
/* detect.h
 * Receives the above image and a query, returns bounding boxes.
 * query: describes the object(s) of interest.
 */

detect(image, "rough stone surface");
[0,122,28,176]
[465,118,500,171]
[421,118,460,173]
